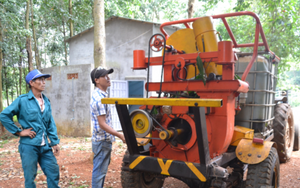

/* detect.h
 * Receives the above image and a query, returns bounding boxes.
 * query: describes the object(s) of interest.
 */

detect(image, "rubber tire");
[121,162,165,188]
[272,103,294,163]
[245,147,280,187]
[294,123,299,151]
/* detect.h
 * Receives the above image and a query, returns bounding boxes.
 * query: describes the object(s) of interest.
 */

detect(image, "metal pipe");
[244,104,275,107]
[248,90,276,93]
[241,23,260,81]
[235,71,278,78]
[221,17,237,47]
[237,117,274,123]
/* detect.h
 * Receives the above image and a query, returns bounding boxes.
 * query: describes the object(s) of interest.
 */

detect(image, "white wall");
[41,64,93,136]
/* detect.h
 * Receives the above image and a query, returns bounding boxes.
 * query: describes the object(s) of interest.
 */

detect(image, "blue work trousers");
[19,143,60,188]
[92,140,112,188]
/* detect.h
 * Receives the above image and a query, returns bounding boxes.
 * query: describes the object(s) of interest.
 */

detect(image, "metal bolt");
[238,152,242,155]
[248,153,252,157]
[257,155,261,158]
[195,102,198,106]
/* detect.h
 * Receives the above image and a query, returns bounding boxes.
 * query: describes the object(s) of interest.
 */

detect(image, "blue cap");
[25,69,51,84]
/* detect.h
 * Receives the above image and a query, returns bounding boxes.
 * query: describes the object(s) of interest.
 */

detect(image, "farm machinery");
[102,11,297,187]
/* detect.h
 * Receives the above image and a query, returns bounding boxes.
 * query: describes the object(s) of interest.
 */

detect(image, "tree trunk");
[69,0,73,37]
[62,20,68,65]
[3,55,9,106]
[10,88,14,102]
[0,19,4,132]
[12,64,19,96]
[23,65,29,93]
[19,47,23,95]
[0,19,3,111]
[93,0,106,68]
[188,0,196,19]
[44,36,46,66]
[26,0,33,71]
[30,0,41,69]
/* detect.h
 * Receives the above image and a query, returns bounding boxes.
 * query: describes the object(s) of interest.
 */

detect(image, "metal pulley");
[149,34,165,52]
[130,109,153,138]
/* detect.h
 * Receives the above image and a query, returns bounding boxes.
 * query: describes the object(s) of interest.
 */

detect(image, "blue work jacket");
[0,90,60,146]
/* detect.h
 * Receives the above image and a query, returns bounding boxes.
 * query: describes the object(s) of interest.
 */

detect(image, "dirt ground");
[0,136,299,188]
[0,136,190,188]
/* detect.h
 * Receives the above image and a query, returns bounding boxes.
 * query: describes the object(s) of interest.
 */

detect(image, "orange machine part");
[200,92,236,156]
[150,92,236,161]
[143,40,249,163]
[152,114,212,162]
[217,41,235,64]
[133,50,146,69]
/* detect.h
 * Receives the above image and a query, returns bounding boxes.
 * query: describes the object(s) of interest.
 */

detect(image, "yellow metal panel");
[157,158,173,176]
[128,156,206,181]
[192,16,222,76]
[102,98,222,107]
[129,156,146,169]
[236,139,275,164]
[230,126,254,146]
[185,162,206,182]
[165,29,198,79]
[166,28,197,54]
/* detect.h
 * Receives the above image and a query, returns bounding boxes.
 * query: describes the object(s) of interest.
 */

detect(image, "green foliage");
[234,74,241,80]
[105,0,187,22]
[277,69,300,107]
[195,55,206,85]
[233,0,251,11]
[290,97,300,108]
[1,0,300,109]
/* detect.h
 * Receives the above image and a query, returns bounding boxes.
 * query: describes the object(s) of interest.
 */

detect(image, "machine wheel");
[272,103,294,163]
[245,147,280,188]
[294,123,299,151]
[121,162,165,188]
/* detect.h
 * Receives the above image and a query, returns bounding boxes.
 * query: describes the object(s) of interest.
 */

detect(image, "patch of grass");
[0,140,9,148]
[0,134,16,140]
[77,185,89,188]
[37,170,42,174]
[77,147,86,151]
[58,135,66,139]
[118,142,123,148]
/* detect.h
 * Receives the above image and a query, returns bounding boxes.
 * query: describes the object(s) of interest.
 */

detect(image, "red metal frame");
[159,11,280,81]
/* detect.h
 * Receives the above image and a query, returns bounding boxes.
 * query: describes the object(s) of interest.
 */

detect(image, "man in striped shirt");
[90,67,125,188]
